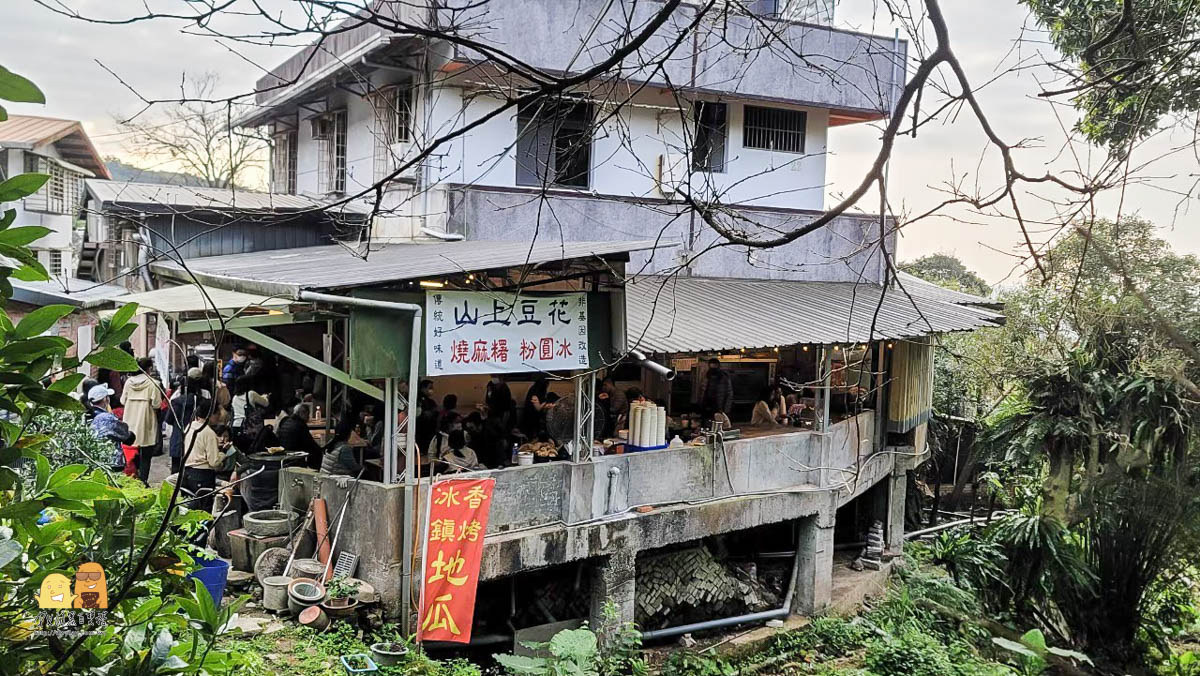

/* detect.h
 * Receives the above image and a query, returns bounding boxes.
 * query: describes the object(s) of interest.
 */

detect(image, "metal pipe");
[628,349,675,381]
[297,289,423,635]
[642,607,789,642]
[643,521,801,642]
[905,511,1010,540]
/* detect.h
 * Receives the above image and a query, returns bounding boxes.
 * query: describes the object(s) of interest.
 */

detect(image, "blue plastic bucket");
[189,557,230,607]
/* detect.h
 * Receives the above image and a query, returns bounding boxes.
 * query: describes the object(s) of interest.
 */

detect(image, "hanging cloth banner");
[417,478,495,643]
[425,291,589,375]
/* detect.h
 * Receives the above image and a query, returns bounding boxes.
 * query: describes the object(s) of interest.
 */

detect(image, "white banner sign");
[425,291,589,375]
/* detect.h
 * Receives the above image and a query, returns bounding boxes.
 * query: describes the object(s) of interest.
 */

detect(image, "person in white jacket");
[121,357,163,483]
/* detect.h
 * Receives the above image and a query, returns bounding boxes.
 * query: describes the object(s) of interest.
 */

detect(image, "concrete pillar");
[590,549,637,627]
[790,514,834,615]
[886,470,908,556]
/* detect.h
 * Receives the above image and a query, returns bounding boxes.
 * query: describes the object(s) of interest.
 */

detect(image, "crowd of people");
[80,343,792,513]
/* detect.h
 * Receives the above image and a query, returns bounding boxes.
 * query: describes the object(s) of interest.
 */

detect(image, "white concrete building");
[238,0,905,284]
[0,115,109,278]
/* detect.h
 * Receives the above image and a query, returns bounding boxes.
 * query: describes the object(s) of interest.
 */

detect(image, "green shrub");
[662,651,736,676]
[808,617,871,657]
[864,632,953,676]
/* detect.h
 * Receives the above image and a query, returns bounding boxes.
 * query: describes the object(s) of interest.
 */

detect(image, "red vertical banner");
[417,478,495,643]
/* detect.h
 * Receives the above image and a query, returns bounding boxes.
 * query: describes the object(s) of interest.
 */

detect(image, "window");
[272,130,297,194]
[515,98,594,189]
[743,105,807,153]
[315,110,347,194]
[692,101,727,172]
[372,84,414,181]
[22,153,79,214]
[47,250,63,278]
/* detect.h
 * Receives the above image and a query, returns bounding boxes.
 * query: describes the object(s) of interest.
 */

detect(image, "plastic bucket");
[262,575,292,612]
[188,557,230,607]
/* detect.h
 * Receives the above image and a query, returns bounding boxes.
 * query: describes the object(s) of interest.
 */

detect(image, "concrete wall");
[277,410,913,619]
[445,0,904,116]
[447,186,894,284]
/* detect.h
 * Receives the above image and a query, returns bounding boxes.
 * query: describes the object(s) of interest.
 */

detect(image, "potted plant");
[321,575,361,618]
[340,653,378,674]
[368,638,409,666]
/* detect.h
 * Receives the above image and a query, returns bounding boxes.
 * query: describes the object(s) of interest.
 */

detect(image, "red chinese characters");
[418,479,495,643]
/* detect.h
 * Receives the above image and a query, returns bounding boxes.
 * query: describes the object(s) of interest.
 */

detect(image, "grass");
[222,620,482,676]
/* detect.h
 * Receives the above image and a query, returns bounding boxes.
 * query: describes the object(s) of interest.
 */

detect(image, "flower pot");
[340,653,378,674]
[261,575,292,612]
[369,642,408,667]
[321,596,360,618]
[299,604,329,631]
[287,577,325,617]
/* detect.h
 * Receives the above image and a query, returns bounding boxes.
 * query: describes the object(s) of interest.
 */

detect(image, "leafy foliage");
[0,64,248,674]
[1022,0,1200,149]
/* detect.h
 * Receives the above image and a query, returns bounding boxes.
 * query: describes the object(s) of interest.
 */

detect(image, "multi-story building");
[202,0,999,638]
[0,115,109,278]
[237,0,904,283]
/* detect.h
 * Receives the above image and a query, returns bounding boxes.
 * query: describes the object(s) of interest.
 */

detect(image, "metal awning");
[150,239,669,298]
[625,276,1003,353]
[85,179,373,216]
[114,284,293,315]
[12,277,128,309]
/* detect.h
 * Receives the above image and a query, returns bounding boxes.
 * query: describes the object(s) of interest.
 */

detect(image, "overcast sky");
[4,0,1196,284]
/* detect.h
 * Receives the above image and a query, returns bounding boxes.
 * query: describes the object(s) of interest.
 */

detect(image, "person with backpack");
[230,378,268,447]
[168,368,210,475]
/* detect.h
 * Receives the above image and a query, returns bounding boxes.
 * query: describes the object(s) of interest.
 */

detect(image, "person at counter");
[278,402,325,469]
[440,429,484,473]
[751,386,785,426]
[701,359,734,423]
[321,419,372,476]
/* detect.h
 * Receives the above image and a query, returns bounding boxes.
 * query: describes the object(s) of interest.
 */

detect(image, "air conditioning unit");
[311,117,332,140]
[657,153,688,196]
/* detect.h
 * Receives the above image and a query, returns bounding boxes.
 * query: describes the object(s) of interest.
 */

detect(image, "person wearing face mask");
[221,347,248,386]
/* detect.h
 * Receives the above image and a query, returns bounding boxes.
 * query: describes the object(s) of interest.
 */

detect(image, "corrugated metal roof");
[895,271,999,308]
[626,276,1003,353]
[11,277,129,309]
[115,284,293,314]
[85,179,372,215]
[0,115,78,144]
[0,116,110,178]
[151,239,668,298]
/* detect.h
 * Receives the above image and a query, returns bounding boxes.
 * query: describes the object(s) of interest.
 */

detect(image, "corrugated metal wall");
[143,212,332,259]
[887,337,933,433]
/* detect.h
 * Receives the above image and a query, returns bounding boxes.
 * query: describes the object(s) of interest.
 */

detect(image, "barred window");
[272,130,297,194]
[372,85,414,181]
[743,105,807,153]
[22,154,80,214]
[47,250,63,278]
[315,110,347,194]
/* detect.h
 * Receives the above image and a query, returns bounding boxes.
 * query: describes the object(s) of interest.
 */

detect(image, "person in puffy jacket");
[86,384,133,470]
